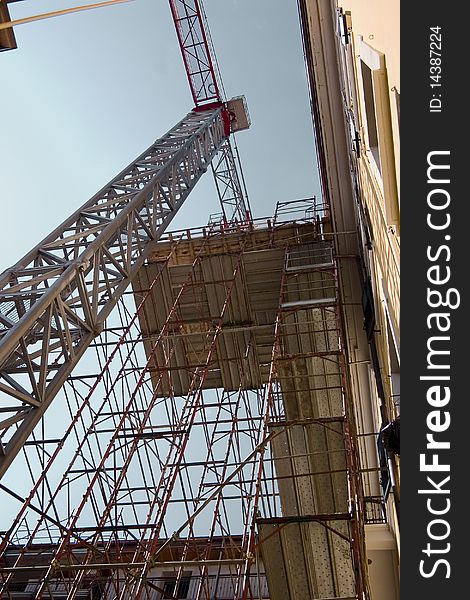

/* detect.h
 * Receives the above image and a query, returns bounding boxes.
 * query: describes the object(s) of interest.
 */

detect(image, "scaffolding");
[0,199,371,599]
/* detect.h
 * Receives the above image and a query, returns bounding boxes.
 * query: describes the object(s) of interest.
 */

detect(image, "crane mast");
[0,107,241,478]
[0,1,251,478]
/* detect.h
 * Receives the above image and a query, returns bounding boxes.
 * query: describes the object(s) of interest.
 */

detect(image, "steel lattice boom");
[0,107,229,478]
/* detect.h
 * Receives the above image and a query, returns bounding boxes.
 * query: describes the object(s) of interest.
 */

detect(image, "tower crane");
[0,0,251,478]
[169,0,252,227]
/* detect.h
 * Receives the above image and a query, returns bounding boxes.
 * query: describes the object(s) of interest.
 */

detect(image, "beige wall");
[337,0,401,547]
[341,0,400,181]
[298,1,400,597]
[340,0,400,408]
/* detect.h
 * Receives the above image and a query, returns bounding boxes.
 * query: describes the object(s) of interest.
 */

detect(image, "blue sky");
[0,0,320,272]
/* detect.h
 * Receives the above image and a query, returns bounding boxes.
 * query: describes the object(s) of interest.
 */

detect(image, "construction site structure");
[0,1,400,599]
[0,198,380,600]
[0,0,251,479]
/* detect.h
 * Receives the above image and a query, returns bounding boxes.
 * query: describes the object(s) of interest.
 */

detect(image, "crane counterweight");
[226,95,251,132]
[193,96,250,136]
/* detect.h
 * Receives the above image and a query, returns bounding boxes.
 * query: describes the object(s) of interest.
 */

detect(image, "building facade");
[297,0,400,598]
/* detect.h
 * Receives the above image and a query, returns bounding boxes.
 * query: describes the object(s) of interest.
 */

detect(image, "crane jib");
[169,0,220,106]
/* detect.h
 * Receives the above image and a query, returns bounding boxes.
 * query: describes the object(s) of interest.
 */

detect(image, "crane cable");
[0,0,133,31]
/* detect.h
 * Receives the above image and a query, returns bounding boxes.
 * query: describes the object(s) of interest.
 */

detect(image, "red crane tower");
[168,0,252,228]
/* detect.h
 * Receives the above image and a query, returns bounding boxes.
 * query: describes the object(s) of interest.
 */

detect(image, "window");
[7,581,28,592]
[360,61,381,173]
[336,8,352,46]
[380,279,400,414]
[336,9,361,158]
[362,278,376,341]
[386,316,400,415]
[358,37,399,229]
[348,108,361,157]
[91,581,107,600]
[161,575,191,599]
[376,427,392,499]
